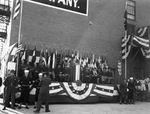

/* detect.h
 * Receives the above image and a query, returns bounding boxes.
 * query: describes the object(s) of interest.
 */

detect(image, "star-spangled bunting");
[28,82,119,102]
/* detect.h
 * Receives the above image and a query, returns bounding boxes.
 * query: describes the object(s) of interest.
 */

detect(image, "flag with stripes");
[13,0,21,19]
[92,85,119,97]
[135,26,150,58]
[121,8,132,60]
[124,10,127,31]
[137,27,148,38]
[121,34,132,59]
[132,35,149,49]
[28,82,119,101]
[4,43,18,64]
[15,43,23,54]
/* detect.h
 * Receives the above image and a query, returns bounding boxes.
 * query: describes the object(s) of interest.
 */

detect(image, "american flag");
[132,35,149,49]
[121,35,132,60]
[15,43,23,54]
[121,8,132,60]
[137,27,148,38]
[13,0,21,19]
[134,26,150,58]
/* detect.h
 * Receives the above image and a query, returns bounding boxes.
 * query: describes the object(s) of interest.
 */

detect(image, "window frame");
[126,0,136,21]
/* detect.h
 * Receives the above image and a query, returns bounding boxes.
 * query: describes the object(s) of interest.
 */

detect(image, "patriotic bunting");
[132,35,149,49]
[133,26,150,58]
[29,82,119,101]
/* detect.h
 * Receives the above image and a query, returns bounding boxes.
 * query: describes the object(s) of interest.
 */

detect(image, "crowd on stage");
[0,51,115,113]
[119,76,150,105]
[18,51,114,84]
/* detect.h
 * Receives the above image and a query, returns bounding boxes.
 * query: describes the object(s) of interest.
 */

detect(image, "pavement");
[0,101,150,114]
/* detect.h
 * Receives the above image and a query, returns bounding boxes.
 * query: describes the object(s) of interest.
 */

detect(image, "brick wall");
[10,0,150,82]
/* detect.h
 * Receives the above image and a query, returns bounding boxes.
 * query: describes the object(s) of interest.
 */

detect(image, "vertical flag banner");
[24,44,29,64]
[121,35,132,60]
[117,61,122,76]
[13,0,21,19]
[21,44,26,61]
[31,46,36,65]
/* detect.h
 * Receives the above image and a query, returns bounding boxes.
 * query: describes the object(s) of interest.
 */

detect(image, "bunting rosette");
[60,82,95,100]
[23,82,120,103]
[46,82,119,101]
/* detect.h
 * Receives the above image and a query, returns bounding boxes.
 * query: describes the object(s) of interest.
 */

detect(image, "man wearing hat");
[128,77,135,104]
[3,70,18,110]
[34,72,51,113]
[18,69,32,109]
[33,73,43,109]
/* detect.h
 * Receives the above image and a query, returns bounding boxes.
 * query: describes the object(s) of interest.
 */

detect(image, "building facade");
[8,0,150,83]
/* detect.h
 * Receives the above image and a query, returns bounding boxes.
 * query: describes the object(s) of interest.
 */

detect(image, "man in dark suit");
[119,79,127,104]
[18,69,32,109]
[0,76,2,87]
[34,72,51,113]
[3,70,18,110]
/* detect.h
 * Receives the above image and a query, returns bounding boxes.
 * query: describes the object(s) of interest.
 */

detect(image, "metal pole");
[125,30,127,80]
[16,0,23,77]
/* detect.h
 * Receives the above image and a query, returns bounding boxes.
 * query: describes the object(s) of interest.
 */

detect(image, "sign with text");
[25,0,89,16]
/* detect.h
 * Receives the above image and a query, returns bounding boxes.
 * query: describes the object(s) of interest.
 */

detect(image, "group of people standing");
[2,69,52,113]
[119,76,150,104]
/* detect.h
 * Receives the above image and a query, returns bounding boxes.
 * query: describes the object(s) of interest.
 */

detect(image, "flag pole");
[125,30,127,80]
[16,0,23,77]
[124,1,127,80]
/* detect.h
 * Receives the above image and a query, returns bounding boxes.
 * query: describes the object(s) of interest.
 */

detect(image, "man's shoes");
[45,110,50,112]
[34,110,39,113]
[25,106,29,109]
[2,107,6,110]
[11,107,16,110]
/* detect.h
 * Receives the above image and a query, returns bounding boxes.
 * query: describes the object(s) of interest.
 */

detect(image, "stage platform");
[0,82,120,104]
[28,82,120,104]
